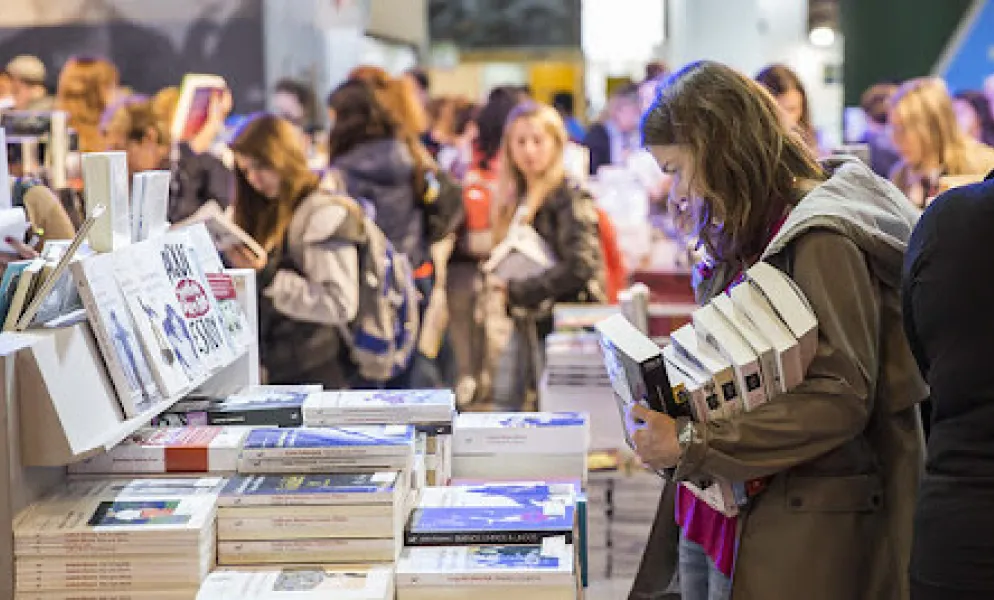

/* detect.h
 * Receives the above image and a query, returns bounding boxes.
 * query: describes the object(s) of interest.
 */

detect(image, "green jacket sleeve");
[676,230,882,483]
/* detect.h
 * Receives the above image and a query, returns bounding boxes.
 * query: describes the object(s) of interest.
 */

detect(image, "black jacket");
[903,171,994,592]
[506,181,604,310]
[583,122,612,175]
[168,143,233,223]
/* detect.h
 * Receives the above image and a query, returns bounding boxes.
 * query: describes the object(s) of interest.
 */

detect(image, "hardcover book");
[240,426,416,460]
[72,252,161,416]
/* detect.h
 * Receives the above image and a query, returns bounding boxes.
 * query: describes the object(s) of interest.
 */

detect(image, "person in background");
[756,64,818,153]
[860,83,902,177]
[425,96,460,157]
[229,113,359,388]
[56,56,120,153]
[639,61,669,114]
[102,97,165,176]
[583,83,641,175]
[0,71,12,108]
[903,172,994,600]
[272,78,317,134]
[888,77,994,209]
[552,91,585,143]
[630,60,925,600]
[493,102,604,407]
[437,101,478,181]
[952,90,994,147]
[5,55,54,111]
[406,67,431,112]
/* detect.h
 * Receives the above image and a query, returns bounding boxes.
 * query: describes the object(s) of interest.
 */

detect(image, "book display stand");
[0,254,258,596]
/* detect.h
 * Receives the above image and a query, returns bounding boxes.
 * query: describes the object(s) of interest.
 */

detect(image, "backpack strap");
[283,188,368,268]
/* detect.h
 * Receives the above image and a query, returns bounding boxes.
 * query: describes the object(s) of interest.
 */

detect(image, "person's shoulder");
[583,122,609,143]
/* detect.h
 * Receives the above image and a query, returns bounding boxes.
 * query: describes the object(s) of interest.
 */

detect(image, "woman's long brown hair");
[57,56,119,153]
[230,114,320,252]
[643,61,824,270]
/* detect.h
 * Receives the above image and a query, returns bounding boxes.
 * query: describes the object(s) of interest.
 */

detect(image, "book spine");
[405,529,574,547]
[758,347,782,399]
[218,514,397,540]
[217,538,396,565]
[237,457,411,474]
[640,355,691,418]
[712,368,743,419]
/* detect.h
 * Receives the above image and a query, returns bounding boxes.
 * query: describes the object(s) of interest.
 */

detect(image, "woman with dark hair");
[629,60,925,600]
[229,113,360,387]
[953,90,994,147]
[755,63,818,153]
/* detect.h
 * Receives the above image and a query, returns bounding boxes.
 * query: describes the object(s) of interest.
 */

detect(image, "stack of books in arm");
[154,384,321,428]
[595,261,818,517]
[451,412,589,483]
[303,389,455,486]
[540,332,626,451]
[196,565,395,600]
[215,471,406,567]
[395,543,576,600]
[69,426,252,476]
[13,478,220,599]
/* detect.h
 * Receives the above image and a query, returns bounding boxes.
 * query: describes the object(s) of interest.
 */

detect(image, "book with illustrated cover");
[712,293,782,399]
[161,230,237,370]
[396,544,575,587]
[114,240,202,396]
[184,223,252,350]
[303,389,455,426]
[68,426,251,474]
[72,252,161,416]
[452,412,589,456]
[671,324,743,419]
[595,314,689,440]
[693,303,767,410]
[240,426,416,460]
[218,473,400,507]
[196,566,394,600]
[746,262,819,370]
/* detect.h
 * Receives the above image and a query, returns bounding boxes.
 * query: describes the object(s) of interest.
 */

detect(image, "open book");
[173,200,266,264]
[482,222,557,282]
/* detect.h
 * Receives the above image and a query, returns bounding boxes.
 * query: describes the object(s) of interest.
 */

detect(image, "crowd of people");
[4,48,994,600]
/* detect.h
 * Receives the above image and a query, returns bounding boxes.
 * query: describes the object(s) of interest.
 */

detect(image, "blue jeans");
[679,534,732,600]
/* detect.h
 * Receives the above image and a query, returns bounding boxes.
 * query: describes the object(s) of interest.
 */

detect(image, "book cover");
[71,253,161,416]
[81,152,131,253]
[693,304,766,411]
[196,566,394,600]
[712,293,782,401]
[746,262,818,370]
[595,315,689,440]
[63,477,226,499]
[217,538,398,565]
[134,170,171,242]
[482,223,557,282]
[662,344,722,422]
[174,200,266,263]
[406,506,574,546]
[114,240,202,396]
[303,389,455,425]
[0,259,31,325]
[729,282,803,391]
[3,258,43,331]
[171,74,227,143]
[240,426,416,459]
[161,230,237,370]
[452,413,589,456]
[237,455,413,475]
[219,473,399,507]
[396,545,574,587]
[671,324,743,418]
[68,426,250,474]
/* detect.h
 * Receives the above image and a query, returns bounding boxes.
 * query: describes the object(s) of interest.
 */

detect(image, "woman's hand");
[630,403,683,471]
[223,245,267,271]
[0,236,40,269]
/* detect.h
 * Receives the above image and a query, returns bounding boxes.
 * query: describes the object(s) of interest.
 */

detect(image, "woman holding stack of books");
[628,61,927,600]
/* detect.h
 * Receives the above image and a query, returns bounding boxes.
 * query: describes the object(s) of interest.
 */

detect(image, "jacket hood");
[333,138,414,186]
[763,156,920,289]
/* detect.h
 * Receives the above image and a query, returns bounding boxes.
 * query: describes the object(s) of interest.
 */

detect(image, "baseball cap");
[6,55,46,85]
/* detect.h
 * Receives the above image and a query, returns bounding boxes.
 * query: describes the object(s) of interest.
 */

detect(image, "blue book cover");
[218,390,309,412]
[420,484,576,510]
[494,412,587,429]
[242,426,415,458]
[469,546,563,570]
[407,506,575,546]
[221,473,398,499]
[0,259,30,325]
[337,389,454,407]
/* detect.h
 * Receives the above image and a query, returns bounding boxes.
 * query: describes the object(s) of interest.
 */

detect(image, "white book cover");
[0,128,10,209]
[712,293,781,401]
[662,345,722,422]
[61,477,227,500]
[217,509,398,540]
[113,240,201,396]
[303,389,455,425]
[184,223,252,351]
[68,426,251,475]
[237,455,413,474]
[452,412,589,456]
[130,171,145,243]
[161,230,238,369]
[396,544,575,587]
[670,324,743,418]
[693,304,766,411]
[729,282,804,391]
[81,152,131,252]
[71,253,161,416]
[218,538,397,565]
[131,170,171,242]
[746,262,818,370]
[196,566,394,600]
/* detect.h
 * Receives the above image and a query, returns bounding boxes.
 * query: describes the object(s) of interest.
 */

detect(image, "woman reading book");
[628,61,927,600]
[228,113,360,388]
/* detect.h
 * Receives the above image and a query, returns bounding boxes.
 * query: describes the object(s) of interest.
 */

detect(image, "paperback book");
[693,303,766,410]
[729,281,803,391]
[195,565,395,600]
[712,293,782,399]
[671,324,743,418]
[746,262,818,369]
[452,412,589,456]
[184,223,251,350]
[158,388,310,427]
[218,472,400,507]
[302,389,455,427]
[239,426,416,460]
[81,152,131,252]
[396,544,575,588]
[68,426,251,474]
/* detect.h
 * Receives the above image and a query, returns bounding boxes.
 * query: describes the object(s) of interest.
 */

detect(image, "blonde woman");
[889,77,994,208]
[490,102,604,407]
[56,56,120,153]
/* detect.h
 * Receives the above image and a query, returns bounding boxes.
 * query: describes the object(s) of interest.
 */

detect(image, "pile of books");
[303,389,455,487]
[397,483,578,600]
[216,470,407,568]
[14,477,223,599]
[451,412,589,484]
[596,261,818,516]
